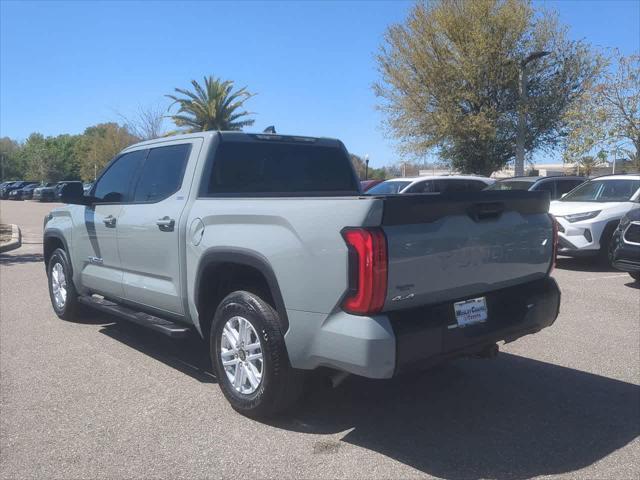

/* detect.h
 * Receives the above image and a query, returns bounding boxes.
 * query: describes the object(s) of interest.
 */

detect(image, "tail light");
[549,214,558,273]
[341,228,388,315]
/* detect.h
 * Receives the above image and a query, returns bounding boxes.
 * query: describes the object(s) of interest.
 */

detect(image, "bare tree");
[117,104,166,140]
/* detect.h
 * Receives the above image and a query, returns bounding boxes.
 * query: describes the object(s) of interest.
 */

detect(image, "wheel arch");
[43,230,71,274]
[194,248,289,337]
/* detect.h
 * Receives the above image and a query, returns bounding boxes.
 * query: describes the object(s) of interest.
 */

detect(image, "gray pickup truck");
[43,131,560,416]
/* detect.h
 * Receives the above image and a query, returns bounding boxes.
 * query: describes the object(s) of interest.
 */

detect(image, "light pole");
[364,154,369,180]
[515,51,551,176]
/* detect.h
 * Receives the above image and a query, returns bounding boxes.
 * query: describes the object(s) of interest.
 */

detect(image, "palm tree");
[166,76,255,132]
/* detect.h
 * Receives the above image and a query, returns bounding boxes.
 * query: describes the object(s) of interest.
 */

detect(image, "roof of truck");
[123,131,342,151]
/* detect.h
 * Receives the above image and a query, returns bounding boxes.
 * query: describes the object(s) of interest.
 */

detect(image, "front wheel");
[47,248,83,321]
[630,272,640,282]
[211,291,304,417]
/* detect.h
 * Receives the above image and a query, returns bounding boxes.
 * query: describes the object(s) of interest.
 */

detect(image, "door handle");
[103,215,117,228]
[156,216,175,232]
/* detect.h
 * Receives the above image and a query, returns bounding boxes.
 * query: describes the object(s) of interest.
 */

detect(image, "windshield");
[561,179,640,202]
[485,180,535,191]
[366,181,412,195]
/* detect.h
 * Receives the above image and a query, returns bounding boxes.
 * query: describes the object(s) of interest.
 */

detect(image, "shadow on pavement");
[556,256,617,273]
[0,252,44,266]
[269,353,639,480]
[92,317,640,479]
[99,320,216,384]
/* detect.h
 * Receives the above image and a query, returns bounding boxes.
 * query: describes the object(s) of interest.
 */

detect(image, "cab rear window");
[204,141,359,196]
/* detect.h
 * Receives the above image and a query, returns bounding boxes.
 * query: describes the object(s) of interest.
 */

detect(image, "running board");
[78,295,191,338]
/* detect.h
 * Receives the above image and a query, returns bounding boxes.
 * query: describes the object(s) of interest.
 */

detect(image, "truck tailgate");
[380,191,553,311]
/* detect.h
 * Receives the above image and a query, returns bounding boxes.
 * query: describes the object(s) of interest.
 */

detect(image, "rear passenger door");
[116,140,201,316]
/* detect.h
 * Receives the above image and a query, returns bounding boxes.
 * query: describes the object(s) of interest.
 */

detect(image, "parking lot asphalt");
[1,199,638,480]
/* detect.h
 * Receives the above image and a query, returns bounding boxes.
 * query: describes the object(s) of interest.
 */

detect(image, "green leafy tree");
[598,54,639,161]
[20,133,81,182]
[0,137,23,181]
[564,53,639,169]
[75,123,139,181]
[167,75,255,132]
[374,0,602,176]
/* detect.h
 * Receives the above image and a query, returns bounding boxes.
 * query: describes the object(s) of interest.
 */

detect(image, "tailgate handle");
[469,202,504,221]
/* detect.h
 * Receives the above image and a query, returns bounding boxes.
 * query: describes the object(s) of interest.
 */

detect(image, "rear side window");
[94,150,147,203]
[205,142,359,195]
[133,144,191,202]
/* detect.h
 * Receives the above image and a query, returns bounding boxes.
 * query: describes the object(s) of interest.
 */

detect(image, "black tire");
[47,248,83,321]
[630,272,640,282]
[211,290,304,417]
[598,223,618,264]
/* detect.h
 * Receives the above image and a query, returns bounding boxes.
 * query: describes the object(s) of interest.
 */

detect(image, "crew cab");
[43,131,560,417]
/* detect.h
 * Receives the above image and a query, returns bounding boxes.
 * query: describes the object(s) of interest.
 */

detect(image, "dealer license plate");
[453,297,488,327]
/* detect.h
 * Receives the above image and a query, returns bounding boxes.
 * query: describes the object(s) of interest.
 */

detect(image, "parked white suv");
[366,175,495,194]
[550,175,640,259]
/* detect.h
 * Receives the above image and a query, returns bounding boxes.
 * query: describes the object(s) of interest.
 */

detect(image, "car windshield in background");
[366,181,411,195]
[561,179,640,202]
[486,180,535,191]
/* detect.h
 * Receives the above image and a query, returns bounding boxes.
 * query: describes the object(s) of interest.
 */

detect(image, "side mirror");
[60,183,89,205]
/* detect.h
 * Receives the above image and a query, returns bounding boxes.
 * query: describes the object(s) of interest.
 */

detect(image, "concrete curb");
[0,224,21,253]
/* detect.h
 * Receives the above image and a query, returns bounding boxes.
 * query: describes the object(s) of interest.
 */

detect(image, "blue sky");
[1,0,639,168]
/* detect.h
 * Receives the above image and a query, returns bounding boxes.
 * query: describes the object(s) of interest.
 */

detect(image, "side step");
[78,295,191,338]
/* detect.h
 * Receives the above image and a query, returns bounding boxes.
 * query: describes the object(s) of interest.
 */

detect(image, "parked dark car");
[486,175,586,200]
[610,207,640,282]
[54,181,83,201]
[34,181,80,202]
[10,182,41,200]
[2,181,38,199]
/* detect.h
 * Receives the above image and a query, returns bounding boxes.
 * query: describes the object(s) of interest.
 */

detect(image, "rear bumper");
[285,277,560,379]
[611,245,640,272]
[390,277,560,374]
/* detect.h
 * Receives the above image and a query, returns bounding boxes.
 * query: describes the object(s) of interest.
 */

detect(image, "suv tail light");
[550,214,558,273]
[341,228,388,315]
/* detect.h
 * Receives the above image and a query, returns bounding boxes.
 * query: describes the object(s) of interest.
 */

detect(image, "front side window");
[557,179,584,196]
[93,150,147,203]
[367,181,412,194]
[133,144,191,202]
[535,181,556,198]
[406,180,436,193]
[561,179,640,202]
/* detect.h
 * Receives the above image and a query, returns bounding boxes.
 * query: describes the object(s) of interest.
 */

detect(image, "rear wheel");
[211,290,304,417]
[47,248,83,321]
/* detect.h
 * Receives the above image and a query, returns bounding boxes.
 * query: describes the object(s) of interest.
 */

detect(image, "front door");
[75,149,148,299]
[116,141,197,316]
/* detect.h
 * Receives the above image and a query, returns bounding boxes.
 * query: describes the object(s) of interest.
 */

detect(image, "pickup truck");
[43,131,560,417]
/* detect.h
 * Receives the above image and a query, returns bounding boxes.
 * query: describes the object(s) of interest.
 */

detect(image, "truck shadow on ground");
[555,256,618,273]
[275,354,640,480]
[97,320,639,480]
